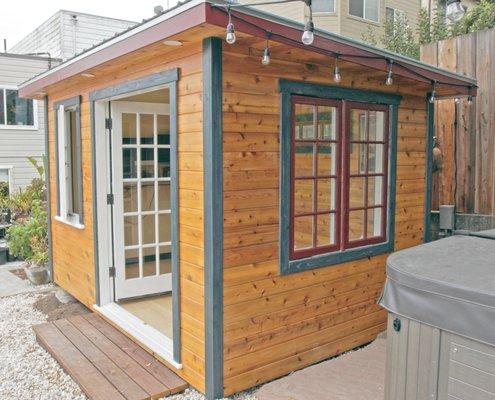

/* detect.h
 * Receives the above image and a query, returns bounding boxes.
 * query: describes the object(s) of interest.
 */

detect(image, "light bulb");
[226,22,236,44]
[261,47,270,66]
[467,95,473,105]
[333,66,341,83]
[454,97,460,104]
[429,91,436,104]
[302,21,314,45]
[386,71,393,86]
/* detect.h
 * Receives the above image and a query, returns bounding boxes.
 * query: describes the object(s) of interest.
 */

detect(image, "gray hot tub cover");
[380,234,495,346]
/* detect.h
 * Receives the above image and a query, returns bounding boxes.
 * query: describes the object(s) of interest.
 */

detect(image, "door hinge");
[105,117,113,130]
[109,266,116,277]
[106,193,114,205]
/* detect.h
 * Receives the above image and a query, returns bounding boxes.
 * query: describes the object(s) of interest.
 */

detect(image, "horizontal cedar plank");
[224,169,278,191]
[224,242,278,268]
[180,295,204,323]
[178,152,203,172]
[224,151,278,172]
[224,224,278,249]
[179,225,204,248]
[180,261,204,286]
[223,206,279,229]
[178,189,203,210]
[225,300,381,360]
[223,112,279,133]
[179,170,203,191]
[179,207,203,230]
[224,283,383,342]
[181,329,205,360]
[180,279,204,306]
[181,347,205,377]
[224,310,386,378]
[181,313,205,342]
[223,72,279,95]
[223,255,384,303]
[34,322,127,400]
[223,323,385,395]
[179,243,204,268]
[178,132,203,152]
[223,260,279,286]
[224,188,278,211]
[224,268,385,323]
[223,131,279,152]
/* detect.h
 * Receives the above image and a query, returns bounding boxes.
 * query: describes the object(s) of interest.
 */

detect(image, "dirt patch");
[9,268,27,280]
[34,293,90,322]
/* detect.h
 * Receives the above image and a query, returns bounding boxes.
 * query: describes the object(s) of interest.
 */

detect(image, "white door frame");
[91,81,180,368]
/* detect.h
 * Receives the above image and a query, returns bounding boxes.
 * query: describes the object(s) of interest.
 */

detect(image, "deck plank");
[84,313,188,394]
[68,315,171,398]
[34,322,126,400]
[53,319,149,400]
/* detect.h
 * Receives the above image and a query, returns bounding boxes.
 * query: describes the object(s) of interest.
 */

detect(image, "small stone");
[54,287,77,304]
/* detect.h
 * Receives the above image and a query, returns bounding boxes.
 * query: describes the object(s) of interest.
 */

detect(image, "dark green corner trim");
[279,79,403,105]
[89,69,179,101]
[203,37,224,400]
[424,97,435,242]
[44,97,53,281]
[279,81,399,274]
[53,96,83,224]
[90,101,100,306]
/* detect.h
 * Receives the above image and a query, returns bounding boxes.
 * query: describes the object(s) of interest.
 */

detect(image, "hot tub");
[380,231,495,400]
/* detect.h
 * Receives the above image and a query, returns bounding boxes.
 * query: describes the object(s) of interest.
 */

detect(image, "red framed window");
[290,96,389,260]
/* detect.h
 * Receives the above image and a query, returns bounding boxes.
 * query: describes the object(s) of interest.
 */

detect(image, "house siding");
[221,39,428,396]
[0,54,52,190]
[10,10,136,60]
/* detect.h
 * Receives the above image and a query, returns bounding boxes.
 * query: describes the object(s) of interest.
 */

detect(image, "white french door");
[111,101,172,300]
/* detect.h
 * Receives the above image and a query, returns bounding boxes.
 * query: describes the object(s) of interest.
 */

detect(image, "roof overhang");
[19,0,477,99]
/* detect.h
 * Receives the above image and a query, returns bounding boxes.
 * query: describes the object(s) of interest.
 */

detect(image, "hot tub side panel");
[221,41,429,395]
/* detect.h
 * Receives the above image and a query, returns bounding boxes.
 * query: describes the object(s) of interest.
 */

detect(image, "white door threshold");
[94,302,181,370]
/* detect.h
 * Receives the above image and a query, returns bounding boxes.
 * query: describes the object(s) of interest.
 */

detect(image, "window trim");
[0,86,38,130]
[348,0,381,23]
[279,79,401,275]
[312,0,337,14]
[54,95,84,227]
[0,165,13,195]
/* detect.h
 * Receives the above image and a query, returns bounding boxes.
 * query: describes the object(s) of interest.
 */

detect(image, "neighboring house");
[0,11,136,193]
[19,1,475,399]
[0,53,55,192]
[244,0,421,41]
[10,10,136,61]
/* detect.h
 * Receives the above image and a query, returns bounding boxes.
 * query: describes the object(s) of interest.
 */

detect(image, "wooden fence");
[421,28,495,215]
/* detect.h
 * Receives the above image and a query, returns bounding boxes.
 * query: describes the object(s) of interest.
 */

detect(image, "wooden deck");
[33,313,188,400]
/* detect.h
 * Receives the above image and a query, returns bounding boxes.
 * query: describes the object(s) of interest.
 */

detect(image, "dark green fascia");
[424,96,435,242]
[279,79,402,105]
[203,37,224,400]
[53,95,83,224]
[279,82,400,275]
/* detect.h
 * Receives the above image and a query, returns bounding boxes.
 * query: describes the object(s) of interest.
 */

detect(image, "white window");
[349,0,380,22]
[0,87,37,129]
[0,167,12,195]
[56,98,83,227]
[386,7,406,25]
[313,0,336,13]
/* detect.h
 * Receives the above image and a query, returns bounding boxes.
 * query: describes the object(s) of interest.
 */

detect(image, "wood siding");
[43,37,207,391]
[221,39,428,395]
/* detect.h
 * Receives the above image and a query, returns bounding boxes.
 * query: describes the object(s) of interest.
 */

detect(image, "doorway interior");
[93,84,179,367]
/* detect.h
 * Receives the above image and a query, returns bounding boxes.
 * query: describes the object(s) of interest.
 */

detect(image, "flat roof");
[19,0,477,98]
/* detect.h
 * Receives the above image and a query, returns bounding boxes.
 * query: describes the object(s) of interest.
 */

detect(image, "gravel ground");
[0,292,86,400]
[163,388,258,400]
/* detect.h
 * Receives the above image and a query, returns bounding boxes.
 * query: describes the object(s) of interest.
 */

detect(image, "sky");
[0,0,179,50]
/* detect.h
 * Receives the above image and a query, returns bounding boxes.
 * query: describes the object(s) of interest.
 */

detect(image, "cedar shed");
[19,1,476,398]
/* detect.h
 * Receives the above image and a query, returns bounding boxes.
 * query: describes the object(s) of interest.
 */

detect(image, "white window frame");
[0,86,38,130]
[348,0,381,23]
[386,7,406,25]
[312,0,336,14]
[55,103,84,229]
[0,165,13,194]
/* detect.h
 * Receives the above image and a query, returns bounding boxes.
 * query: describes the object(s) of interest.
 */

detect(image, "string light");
[467,95,473,105]
[301,0,314,45]
[333,54,341,83]
[226,7,236,44]
[429,81,437,104]
[385,60,393,86]
[454,97,460,104]
[261,36,271,65]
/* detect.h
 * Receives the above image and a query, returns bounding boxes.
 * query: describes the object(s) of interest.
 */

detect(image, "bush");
[5,156,48,266]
